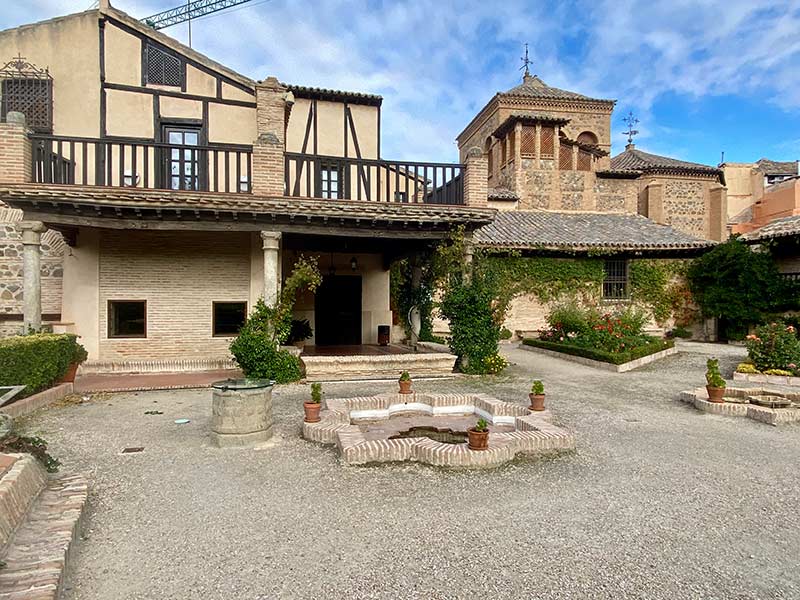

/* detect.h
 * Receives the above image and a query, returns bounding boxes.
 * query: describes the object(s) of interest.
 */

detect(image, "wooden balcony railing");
[29,134,253,193]
[285,152,464,205]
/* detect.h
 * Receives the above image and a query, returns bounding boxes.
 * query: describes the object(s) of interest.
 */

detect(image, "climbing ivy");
[629,259,690,326]
[390,258,438,342]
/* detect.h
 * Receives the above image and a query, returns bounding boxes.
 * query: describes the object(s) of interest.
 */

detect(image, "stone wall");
[97,230,251,360]
[515,168,638,213]
[640,174,723,240]
[0,206,64,337]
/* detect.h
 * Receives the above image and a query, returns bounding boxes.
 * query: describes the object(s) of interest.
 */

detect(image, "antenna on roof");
[520,43,532,78]
[622,111,639,147]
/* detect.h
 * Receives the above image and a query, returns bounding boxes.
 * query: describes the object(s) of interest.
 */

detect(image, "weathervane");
[520,43,532,77]
[622,111,639,145]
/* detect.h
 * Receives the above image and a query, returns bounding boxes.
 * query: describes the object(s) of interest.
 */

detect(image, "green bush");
[523,337,674,365]
[745,322,800,372]
[546,302,594,336]
[0,333,84,398]
[705,358,726,388]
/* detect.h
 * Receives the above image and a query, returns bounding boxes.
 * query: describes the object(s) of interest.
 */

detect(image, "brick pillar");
[553,126,561,170]
[534,123,542,168]
[252,77,289,196]
[646,181,665,224]
[261,231,281,306]
[19,221,46,332]
[0,112,32,184]
[463,147,487,208]
[709,184,728,241]
[571,144,578,171]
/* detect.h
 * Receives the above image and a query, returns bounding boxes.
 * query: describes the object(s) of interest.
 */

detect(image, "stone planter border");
[733,372,800,387]
[0,383,73,418]
[520,344,678,373]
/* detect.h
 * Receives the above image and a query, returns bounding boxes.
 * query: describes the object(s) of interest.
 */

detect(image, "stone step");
[0,473,88,600]
[303,352,457,382]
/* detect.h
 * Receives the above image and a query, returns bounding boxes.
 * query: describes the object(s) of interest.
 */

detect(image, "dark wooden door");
[314,275,362,345]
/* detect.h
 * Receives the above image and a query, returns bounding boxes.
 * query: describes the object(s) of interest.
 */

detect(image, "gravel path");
[20,340,800,599]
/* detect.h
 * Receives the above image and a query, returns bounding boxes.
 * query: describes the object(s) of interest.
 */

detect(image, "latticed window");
[603,259,629,299]
[0,55,53,133]
[520,126,536,156]
[540,126,554,157]
[577,149,592,171]
[145,44,183,87]
[558,144,573,170]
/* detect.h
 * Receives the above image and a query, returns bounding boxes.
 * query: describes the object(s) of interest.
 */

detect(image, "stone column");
[463,233,474,284]
[19,221,46,332]
[463,147,488,208]
[409,261,423,348]
[261,231,281,306]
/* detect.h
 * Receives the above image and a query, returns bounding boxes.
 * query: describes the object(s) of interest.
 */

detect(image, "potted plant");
[705,358,726,403]
[287,318,313,350]
[303,382,323,423]
[398,370,412,394]
[59,341,88,384]
[467,417,490,451]
[529,380,545,411]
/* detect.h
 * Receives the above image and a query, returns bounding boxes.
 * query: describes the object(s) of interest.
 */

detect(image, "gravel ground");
[19,340,800,599]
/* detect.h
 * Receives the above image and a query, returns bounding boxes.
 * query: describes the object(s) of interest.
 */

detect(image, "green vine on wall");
[629,259,690,326]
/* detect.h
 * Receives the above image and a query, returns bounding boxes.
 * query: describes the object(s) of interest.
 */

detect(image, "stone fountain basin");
[302,392,575,468]
[748,395,792,409]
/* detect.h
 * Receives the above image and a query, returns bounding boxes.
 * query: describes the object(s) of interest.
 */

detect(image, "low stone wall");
[520,344,678,373]
[733,372,800,387]
[0,454,47,551]
[302,353,457,382]
[81,356,238,375]
[1,383,73,418]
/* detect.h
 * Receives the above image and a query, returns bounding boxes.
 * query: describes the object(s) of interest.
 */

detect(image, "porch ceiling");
[0,184,495,240]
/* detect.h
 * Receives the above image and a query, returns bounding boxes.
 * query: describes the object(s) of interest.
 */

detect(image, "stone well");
[210,379,274,447]
[302,392,575,468]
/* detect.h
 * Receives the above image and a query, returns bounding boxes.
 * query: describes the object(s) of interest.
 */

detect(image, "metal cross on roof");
[520,43,532,77]
[622,111,639,145]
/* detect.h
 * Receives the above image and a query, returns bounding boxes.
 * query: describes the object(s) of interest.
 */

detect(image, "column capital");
[260,231,281,251]
[18,221,47,245]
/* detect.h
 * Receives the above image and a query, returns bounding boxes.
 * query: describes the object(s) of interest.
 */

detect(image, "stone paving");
[12,340,800,599]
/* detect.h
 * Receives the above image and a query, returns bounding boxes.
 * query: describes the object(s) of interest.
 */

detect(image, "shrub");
[523,337,674,365]
[287,319,313,344]
[745,322,800,371]
[705,358,725,388]
[481,353,508,374]
[0,433,60,473]
[499,327,513,340]
[736,362,759,374]
[764,368,793,376]
[531,380,544,395]
[0,334,84,398]
[668,326,692,339]
[440,275,503,375]
[546,302,593,336]
[310,382,322,403]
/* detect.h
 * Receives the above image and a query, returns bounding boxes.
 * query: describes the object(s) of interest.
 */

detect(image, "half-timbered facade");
[0,2,491,370]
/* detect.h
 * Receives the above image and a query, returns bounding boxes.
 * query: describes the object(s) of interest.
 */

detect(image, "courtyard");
[18,341,800,600]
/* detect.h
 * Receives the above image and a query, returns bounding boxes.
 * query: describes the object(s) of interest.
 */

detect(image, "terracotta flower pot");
[529,393,546,411]
[58,362,80,384]
[303,402,322,423]
[399,380,413,395]
[706,385,726,403]
[467,428,489,451]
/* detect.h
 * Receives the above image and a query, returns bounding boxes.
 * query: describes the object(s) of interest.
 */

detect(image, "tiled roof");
[502,74,613,105]
[756,158,798,176]
[488,187,519,201]
[285,85,382,107]
[742,215,800,242]
[0,185,494,231]
[610,146,723,179]
[474,210,714,251]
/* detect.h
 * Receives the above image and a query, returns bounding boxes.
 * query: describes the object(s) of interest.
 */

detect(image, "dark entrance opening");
[314,275,362,345]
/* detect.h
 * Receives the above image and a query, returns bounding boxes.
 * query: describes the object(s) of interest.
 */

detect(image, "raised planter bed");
[520,339,677,373]
[733,372,800,387]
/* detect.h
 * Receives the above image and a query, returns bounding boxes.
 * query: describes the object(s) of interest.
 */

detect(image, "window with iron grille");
[0,56,53,133]
[145,44,183,87]
[603,259,629,299]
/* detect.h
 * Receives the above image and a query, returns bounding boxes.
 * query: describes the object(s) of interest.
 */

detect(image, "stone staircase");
[0,454,88,600]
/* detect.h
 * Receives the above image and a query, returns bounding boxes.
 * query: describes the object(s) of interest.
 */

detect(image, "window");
[163,125,202,191]
[1,77,53,133]
[145,44,183,87]
[213,302,247,336]
[108,301,147,338]
[577,131,599,146]
[603,259,629,300]
[394,191,408,203]
[320,163,342,199]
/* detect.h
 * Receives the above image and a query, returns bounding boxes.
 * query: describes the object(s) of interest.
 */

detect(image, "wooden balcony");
[27,135,465,206]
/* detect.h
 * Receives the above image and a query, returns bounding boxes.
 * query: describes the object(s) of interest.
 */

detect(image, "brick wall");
[251,77,287,196]
[0,206,64,337]
[98,230,251,360]
[0,122,32,184]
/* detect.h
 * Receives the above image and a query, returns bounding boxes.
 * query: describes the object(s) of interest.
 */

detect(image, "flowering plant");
[745,321,800,372]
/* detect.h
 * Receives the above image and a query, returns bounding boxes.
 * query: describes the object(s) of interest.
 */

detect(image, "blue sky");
[4,0,800,165]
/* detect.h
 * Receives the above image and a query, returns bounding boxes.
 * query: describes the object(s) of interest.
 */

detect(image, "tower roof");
[610,146,722,180]
[502,73,614,104]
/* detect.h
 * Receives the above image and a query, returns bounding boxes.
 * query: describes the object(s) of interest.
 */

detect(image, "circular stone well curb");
[302,392,575,467]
